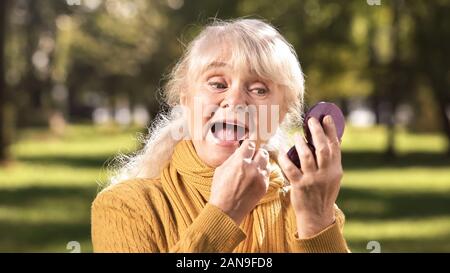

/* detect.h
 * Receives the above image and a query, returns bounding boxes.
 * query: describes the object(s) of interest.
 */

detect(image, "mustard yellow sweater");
[91,140,349,253]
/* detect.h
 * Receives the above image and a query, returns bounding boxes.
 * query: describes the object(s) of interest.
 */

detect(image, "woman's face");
[181,60,287,167]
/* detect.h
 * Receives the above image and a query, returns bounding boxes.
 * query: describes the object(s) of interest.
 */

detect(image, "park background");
[0,0,449,252]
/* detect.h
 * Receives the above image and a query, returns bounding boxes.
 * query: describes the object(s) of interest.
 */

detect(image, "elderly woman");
[91,18,349,253]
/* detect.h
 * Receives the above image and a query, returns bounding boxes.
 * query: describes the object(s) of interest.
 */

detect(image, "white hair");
[109,18,305,185]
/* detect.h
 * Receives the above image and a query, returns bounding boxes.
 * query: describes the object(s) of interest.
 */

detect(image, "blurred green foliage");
[2,1,449,131]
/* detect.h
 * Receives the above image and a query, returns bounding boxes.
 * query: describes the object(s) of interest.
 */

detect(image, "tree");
[410,1,450,155]
[0,0,10,162]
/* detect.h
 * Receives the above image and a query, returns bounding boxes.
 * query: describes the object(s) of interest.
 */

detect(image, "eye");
[250,87,269,96]
[207,76,229,92]
[209,82,228,89]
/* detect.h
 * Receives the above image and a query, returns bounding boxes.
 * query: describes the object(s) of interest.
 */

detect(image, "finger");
[294,133,317,172]
[247,122,260,151]
[278,151,303,183]
[323,115,338,142]
[253,148,269,171]
[323,115,341,160]
[308,117,331,169]
[239,139,256,161]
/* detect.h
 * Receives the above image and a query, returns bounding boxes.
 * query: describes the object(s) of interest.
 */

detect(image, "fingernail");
[248,141,256,149]
[261,148,268,157]
[308,118,315,127]
[326,115,334,124]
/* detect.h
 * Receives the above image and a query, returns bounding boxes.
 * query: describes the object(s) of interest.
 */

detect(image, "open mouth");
[210,121,248,142]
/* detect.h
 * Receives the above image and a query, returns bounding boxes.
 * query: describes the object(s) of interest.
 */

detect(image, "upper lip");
[209,119,248,130]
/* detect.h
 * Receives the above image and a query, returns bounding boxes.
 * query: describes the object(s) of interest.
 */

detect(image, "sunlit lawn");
[0,124,449,252]
[0,125,142,252]
[339,127,450,252]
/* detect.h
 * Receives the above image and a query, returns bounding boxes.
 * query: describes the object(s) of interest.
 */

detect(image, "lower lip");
[206,130,241,147]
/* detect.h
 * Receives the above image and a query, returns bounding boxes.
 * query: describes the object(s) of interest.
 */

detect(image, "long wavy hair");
[109,18,305,185]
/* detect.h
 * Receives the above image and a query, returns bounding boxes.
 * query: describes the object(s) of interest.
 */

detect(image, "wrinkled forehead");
[188,33,287,86]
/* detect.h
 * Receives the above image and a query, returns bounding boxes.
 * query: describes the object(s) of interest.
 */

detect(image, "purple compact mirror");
[287,102,345,168]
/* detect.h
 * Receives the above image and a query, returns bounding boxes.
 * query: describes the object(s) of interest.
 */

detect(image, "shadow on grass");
[338,187,450,220]
[17,155,115,169]
[342,151,450,169]
[0,185,98,252]
[0,221,91,252]
[0,185,99,207]
[348,234,450,253]
[339,185,450,252]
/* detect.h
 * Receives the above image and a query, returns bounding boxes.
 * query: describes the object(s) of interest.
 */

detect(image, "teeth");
[210,122,247,141]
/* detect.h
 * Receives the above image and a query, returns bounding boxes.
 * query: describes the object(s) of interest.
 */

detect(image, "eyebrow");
[203,61,229,72]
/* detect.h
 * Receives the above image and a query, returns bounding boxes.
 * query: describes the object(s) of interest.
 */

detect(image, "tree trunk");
[20,0,48,126]
[431,86,450,156]
[385,100,398,157]
[0,0,9,162]
[437,100,450,156]
[384,0,402,158]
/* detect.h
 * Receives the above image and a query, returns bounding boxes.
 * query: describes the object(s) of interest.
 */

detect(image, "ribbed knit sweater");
[91,140,349,253]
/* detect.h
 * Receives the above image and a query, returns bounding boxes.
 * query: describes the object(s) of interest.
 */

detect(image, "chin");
[202,140,237,167]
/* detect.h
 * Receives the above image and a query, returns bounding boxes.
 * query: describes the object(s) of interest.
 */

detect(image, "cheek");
[186,92,220,140]
[253,102,284,141]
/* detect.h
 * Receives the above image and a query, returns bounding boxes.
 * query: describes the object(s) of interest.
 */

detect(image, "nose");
[219,83,247,110]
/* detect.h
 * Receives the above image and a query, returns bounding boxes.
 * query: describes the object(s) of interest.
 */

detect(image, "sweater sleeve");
[169,203,246,253]
[290,205,350,253]
[91,186,246,253]
[91,189,162,253]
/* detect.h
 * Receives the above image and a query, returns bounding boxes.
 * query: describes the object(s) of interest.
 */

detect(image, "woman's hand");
[278,115,343,238]
[209,140,270,225]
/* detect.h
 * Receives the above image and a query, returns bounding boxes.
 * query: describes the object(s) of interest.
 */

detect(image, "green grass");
[0,124,449,252]
[340,126,450,252]
[0,125,143,252]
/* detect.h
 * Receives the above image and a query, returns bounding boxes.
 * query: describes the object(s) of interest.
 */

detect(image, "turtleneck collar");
[171,140,285,205]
